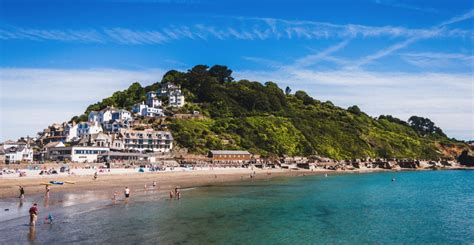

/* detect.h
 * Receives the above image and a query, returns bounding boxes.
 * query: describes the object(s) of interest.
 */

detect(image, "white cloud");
[0,68,165,140]
[1,11,473,45]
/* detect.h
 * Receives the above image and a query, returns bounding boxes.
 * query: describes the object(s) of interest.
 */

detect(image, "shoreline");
[1,166,472,199]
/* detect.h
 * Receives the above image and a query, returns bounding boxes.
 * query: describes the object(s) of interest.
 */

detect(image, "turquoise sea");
[0,170,473,244]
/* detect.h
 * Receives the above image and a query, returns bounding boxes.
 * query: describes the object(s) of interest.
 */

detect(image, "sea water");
[0,170,472,244]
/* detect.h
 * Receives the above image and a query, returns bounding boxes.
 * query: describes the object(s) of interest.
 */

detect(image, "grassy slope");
[76,66,468,160]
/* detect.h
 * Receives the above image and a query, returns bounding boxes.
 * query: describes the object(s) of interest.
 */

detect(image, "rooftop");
[210,150,251,155]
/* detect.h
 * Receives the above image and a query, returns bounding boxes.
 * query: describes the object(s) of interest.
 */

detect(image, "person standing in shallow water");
[29,203,38,226]
[45,185,50,197]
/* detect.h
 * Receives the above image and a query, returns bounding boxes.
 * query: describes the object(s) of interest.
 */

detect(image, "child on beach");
[169,191,174,199]
[113,191,118,200]
[44,214,54,224]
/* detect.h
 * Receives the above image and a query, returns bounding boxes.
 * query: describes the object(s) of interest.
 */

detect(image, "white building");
[120,128,173,152]
[88,111,99,123]
[132,102,164,117]
[4,143,33,163]
[112,109,132,121]
[169,90,185,107]
[47,146,109,163]
[65,123,78,142]
[158,82,180,96]
[77,122,103,137]
[97,107,114,124]
[103,119,132,133]
[146,91,162,108]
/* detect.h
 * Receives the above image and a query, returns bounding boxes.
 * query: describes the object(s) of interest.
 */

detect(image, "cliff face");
[458,150,474,166]
[77,65,469,160]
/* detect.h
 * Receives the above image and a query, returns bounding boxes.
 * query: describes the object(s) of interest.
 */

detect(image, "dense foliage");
[76,65,467,160]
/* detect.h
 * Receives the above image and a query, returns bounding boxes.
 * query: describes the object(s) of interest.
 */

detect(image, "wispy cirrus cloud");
[1,12,472,45]
[400,52,474,68]
[373,0,440,13]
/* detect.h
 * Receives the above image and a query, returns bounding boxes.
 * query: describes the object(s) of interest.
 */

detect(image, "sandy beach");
[0,167,326,199]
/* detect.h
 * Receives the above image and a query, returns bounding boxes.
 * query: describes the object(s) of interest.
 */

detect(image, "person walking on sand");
[93,172,98,180]
[29,203,38,226]
[124,187,130,199]
[45,185,50,197]
[19,185,25,199]
[153,181,157,189]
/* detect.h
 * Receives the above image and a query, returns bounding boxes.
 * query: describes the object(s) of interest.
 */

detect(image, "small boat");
[49,181,64,185]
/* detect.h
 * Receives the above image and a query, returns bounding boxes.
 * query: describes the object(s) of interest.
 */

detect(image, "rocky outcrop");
[458,150,474,167]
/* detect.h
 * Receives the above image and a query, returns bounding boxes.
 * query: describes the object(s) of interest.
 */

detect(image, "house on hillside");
[168,90,185,107]
[132,102,165,117]
[119,128,173,152]
[73,132,124,150]
[158,82,180,96]
[146,91,162,108]
[39,123,68,144]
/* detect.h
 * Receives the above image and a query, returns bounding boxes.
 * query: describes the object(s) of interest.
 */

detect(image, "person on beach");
[19,185,25,199]
[29,203,38,226]
[45,214,54,224]
[177,191,181,200]
[124,187,130,198]
[169,191,174,199]
[113,191,118,200]
[153,181,157,188]
[45,185,50,196]
[93,172,98,180]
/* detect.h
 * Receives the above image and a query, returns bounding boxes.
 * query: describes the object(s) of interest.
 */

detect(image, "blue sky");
[0,0,473,141]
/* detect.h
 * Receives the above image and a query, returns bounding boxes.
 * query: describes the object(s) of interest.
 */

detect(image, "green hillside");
[74,65,468,160]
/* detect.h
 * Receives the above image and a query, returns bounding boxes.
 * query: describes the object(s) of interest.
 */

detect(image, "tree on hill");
[209,65,233,84]
[408,116,446,137]
[294,90,315,105]
[347,105,362,115]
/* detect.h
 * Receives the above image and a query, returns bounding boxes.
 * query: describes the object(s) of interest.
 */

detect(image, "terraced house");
[119,129,173,152]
